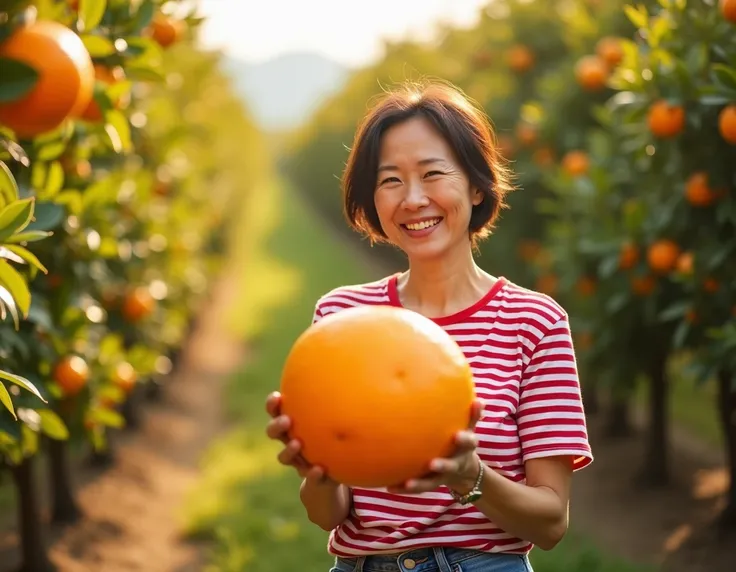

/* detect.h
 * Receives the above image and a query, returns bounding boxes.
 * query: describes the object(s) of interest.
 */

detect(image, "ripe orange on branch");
[279,305,475,488]
[647,100,685,138]
[121,287,156,322]
[718,104,736,144]
[0,20,94,139]
[53,356,90,397]
[647,239,681,274]
[575,55,609,92]
[596,37,624,68]
[112,362,138,394]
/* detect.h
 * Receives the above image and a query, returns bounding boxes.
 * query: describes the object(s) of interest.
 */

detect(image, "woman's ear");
[471,187,484,206]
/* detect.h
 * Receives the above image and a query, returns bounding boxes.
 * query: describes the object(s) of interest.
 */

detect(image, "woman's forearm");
[299,478,352,531]
[470,464,568,550]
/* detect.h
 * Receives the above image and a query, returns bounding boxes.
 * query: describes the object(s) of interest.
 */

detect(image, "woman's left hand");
[387,398,485,495]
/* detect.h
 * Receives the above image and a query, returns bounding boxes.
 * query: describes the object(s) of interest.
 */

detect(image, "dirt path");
[0,272,246,572]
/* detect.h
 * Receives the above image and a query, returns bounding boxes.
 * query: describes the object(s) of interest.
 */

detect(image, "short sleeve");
[518,315,593,471]
[312,302,325,325]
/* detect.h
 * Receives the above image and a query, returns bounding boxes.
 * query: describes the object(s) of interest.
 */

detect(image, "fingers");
[266,414,291,442]
[265,391,282,418]
[277,438,304,467]
[468,398,484,430]
[454,430,478,452]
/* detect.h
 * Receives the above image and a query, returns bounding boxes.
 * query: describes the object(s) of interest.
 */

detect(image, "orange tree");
[0,1,265,570]
[596,0,736,521]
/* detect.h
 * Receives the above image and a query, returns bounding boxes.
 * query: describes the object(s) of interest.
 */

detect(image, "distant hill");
[224,52,350,132]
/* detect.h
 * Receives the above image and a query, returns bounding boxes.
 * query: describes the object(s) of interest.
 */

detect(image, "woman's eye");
[379,176,400,185]
[425,171,444,178]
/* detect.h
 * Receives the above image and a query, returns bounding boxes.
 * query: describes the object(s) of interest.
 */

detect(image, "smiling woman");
[265,80,594,572]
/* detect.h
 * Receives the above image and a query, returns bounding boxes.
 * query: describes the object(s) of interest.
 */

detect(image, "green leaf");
[623,4,648,30]
[0,259,30,318]
[104,110,132,153]
[0,197,34,242]
[41,161,65,199]
[0,246,24,264]
[131,0,155,33]
[0,286,20,328]
[6,230,53,244]
[78,0,108,32]
[0,161,19,208]
[0,57,39,103]
[37,409,69,440]
[88,406,125,428]
[25,201,64,232]
[0,369,46,403]
[712,64,736,93]
[0,383,16,420]
[3,245,47,274]
[80,35,116,58]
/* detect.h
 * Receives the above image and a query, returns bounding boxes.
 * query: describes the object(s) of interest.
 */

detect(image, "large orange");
[279,305,475,488]
[0,21,94,139]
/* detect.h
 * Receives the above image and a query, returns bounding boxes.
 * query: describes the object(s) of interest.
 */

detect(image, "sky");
[195,0,490,68]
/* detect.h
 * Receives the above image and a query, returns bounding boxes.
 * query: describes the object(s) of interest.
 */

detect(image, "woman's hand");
[265,391,334,485]
[387,397,485,495]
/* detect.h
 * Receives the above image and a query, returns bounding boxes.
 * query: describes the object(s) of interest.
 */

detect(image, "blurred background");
[0,0,734,571]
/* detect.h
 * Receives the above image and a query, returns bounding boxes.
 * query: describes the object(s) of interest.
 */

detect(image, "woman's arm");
[299,478,352,531]
[457,456,572,550]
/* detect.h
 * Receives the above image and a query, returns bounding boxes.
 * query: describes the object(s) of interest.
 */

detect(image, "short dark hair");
[341,80,514,246]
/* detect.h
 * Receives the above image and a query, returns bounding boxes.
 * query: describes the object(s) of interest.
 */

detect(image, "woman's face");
[373,116,483,262]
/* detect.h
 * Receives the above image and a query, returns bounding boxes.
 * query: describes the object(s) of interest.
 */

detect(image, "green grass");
[181,179,653,572]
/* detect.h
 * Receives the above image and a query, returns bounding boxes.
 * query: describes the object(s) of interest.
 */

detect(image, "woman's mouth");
[400,217,443,237]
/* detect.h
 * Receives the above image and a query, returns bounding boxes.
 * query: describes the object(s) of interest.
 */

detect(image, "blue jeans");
[330,546,533,572]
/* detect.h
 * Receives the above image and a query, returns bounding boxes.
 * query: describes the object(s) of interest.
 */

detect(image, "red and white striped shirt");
[311,274,593,557]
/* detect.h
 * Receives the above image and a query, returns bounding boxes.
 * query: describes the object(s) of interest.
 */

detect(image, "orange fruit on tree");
[684,172,718,207]
[149,14,184,48]
[121,286,156,322]
[112,362,138,394]
[631,275,656,296]
[619,242,639,270]
[562,150,590,177]
[533,147,555,167]
[647,239,681,274]
[721,0,736,22]
[647,100,685,138]
[703,278,720,293]
[53,355,90,397]
[576,276,596,297]
[676,251,694,275]
[575,55,609,92]
[279,305,475,488]
[516,122,537,146]
[596,36,624,68]
[507,45,534,73]
[79,65,129,122]
[718,104,736,144]
[0,21,94,139]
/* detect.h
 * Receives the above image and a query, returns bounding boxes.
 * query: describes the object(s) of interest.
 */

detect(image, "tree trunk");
[604,394,631,438]
[47,438,81,525]
[10,457,56,572]
[717,368,736,530]
[637,350,669,487]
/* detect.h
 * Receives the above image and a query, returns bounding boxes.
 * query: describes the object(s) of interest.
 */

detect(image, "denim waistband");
[336,546,531,572]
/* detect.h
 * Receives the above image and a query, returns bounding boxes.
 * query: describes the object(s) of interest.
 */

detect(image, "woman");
[266,81,593,572]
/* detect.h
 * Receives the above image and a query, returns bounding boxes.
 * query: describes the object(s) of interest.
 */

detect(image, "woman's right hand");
[265,391,333,484]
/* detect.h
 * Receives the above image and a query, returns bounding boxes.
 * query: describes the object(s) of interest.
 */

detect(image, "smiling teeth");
[405,218,441,231]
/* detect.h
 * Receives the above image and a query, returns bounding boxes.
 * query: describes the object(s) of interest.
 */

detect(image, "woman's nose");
[401,180,430,210]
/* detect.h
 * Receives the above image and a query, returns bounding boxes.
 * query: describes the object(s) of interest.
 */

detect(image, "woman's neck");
[397,247,497,318]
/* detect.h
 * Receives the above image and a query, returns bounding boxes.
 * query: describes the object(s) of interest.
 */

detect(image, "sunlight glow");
[196,0,490,67]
